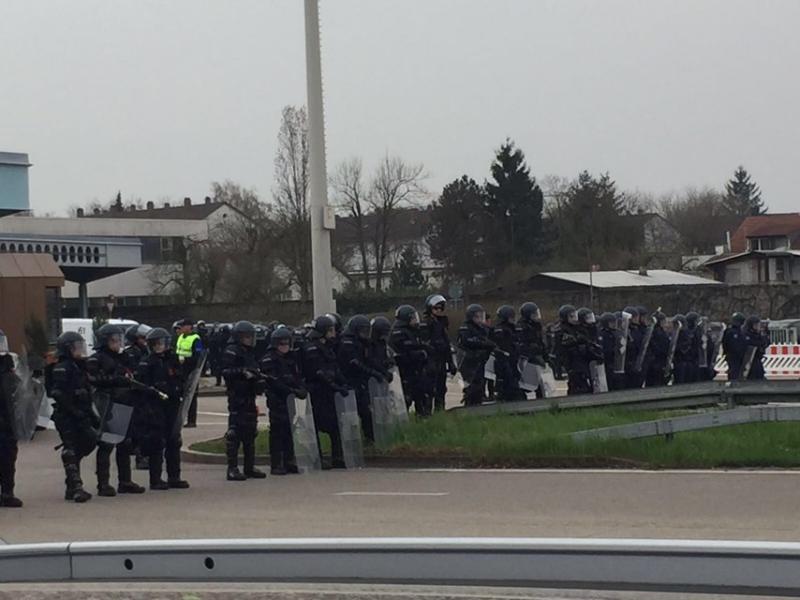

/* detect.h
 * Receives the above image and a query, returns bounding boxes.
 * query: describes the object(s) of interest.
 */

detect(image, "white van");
[60,318,139,354]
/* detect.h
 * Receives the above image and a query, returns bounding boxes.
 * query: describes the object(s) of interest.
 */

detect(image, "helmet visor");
[472,311,486,325]
[567,312,578,325]
[585,312,596,324]
[71,340,89,359]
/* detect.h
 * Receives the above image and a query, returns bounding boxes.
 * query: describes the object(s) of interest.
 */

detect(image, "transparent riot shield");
[99,401,134,445]
[368,377,395,447]
[665,320,683,378]
[484,354,496,381]
[709,323,726,366]
[634,318,655,373]
[613,312,632,374]
[589,361,609,394]
[286,393,322,473]
[535,364,557,398]
[517,358,540,392]
[740,346,758,381]
[8,358,41,442]
[697,319,709,369]
[335,389,365,469]
[36,378,54,430]
[387,368,409,426]
[174,350,208,437]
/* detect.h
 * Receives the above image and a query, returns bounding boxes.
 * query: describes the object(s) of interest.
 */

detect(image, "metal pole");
[304,0,336,315]
[78,282,89,318]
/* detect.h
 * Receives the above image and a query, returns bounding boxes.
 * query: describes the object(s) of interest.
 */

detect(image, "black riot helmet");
[346,314,371,339]
[577,308,596,325]
[496,305,515,324]
[57,331,88,359]
[731,312,746,327]
[673,314,687,328]
[424,294,447,314]
[599,312,617,330]
[395,305,420,327]
[686,312,700,328]
[465,304,486,324]
[95,324,125,351]
[309,315,336,339]
[325,313,343,335]
[232,320,256,346]
[145,327,171,353]
[637,306,649,319]
[520,302,541,322]
[745,315,761,331]
[653,311,667,326]
[125,323,152,345]
[558,304,577,325]
[270,325,293,349]
[370,316,392,341]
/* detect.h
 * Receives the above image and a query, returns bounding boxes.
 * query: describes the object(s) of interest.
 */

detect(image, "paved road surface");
[4,400,800,544]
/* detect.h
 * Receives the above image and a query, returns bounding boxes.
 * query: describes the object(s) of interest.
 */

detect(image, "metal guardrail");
[4,538,800,596]
[571,404,800,442]
[454,380,800,417]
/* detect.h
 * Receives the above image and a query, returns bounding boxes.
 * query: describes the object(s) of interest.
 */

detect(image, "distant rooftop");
[0,152,32,167]
[538,269,723,288]
[83,196,227,220]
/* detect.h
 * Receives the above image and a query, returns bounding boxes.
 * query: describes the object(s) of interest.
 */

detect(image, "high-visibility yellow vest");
[176,333,200,359]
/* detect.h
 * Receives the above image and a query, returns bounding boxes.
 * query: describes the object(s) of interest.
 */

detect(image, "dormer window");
[748,236,788,251]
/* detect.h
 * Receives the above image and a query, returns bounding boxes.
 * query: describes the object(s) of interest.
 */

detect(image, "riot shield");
[709,323,726,366]
[633,318,656,373]
[8,358,41,441]
[369,377,397,447]
[387,368,409,425]
[740,346,758,381]
[665,320,683,378]
[589,361,609,394]
[517,358,540,392]
[37,378,54,430]
[535,364,557,398]
[174,350,208,437]
[99,401,134,445]
[286,393,322,473]
[697,319,709,368]
[335,389,365,469]
[613,312,632,374]
[484,355,496,381]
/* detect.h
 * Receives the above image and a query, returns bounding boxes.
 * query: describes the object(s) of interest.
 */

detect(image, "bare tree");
[367,155,427,291]
[271,105,312,300]
[330,158,371,289]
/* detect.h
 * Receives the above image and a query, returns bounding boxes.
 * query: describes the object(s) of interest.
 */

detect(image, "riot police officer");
[742,315,770,380]
[457,304,495,406]
[597,313,623,390]
[221,321,267,481]
[339,315,385,444]
[124,324,151,471]
[490,306,525,402]
[390,305,432,416]
[87,324,144,496]
[49,331,95,503]
[623,305,643,389]
[556,305,596,395]
[261,326,304,475]
[672,314,692,384]
[722,312,747,380]
[302,315,348,469]
[516,302,546,367]
[367,316,395,379]
[645,311,670,387]
[136,328,190,490]
[420,294,457,413]
[0,330,22,507]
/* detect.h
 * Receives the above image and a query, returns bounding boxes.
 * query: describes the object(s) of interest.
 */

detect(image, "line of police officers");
[0,294,772,508]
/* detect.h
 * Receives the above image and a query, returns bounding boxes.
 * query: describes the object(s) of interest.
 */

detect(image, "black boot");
[149,452,169,490]
[0,443,22,506]
[118,481,146,494]
[227,466,246,481]
[226,433,245,481]
[64,458,91,503]
[0,494,23,508]
[96,443,116,497]
[285,451,300,474]
[243,440,266,478]
[270,452,287,476]
[116,444,144,493]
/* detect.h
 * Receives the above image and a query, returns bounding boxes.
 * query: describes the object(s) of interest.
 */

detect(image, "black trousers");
[141,401,183,483]
[225,395,258,471]
[267,398,295,467]
[0,434,18,496]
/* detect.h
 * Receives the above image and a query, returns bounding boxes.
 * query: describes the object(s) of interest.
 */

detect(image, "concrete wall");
[0,216,209,239]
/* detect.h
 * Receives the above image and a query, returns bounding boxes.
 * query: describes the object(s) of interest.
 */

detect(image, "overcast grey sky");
[2,0,799,214]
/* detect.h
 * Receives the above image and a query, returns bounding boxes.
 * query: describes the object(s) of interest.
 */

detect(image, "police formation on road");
[0,295,771,508]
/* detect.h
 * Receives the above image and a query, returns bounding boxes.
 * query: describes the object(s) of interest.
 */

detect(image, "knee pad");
[225,429,238,444]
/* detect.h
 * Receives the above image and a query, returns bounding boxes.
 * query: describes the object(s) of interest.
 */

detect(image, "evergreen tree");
[390,245,427,290]
[724,166,765,216]
[484,140,545,270]
[427,176,489,286]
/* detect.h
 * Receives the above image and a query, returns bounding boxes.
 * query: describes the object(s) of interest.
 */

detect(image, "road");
[3,391,800,545]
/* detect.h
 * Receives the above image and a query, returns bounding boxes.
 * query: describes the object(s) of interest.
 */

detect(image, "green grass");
[189,408,800,469]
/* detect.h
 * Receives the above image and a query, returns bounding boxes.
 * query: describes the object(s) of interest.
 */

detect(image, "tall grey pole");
[304,0,336,315]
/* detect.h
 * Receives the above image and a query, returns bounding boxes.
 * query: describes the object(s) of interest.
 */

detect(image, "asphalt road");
[4,399,800,544]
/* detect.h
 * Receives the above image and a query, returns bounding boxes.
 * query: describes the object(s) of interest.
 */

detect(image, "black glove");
[448,364,458,376]
[292,387,308,400]
[385,370,394,383]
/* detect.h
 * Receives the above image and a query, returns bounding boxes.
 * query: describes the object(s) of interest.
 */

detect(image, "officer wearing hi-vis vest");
[175,318,204,428]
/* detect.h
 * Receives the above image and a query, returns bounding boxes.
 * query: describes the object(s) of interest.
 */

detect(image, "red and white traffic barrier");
[714,344,800,380]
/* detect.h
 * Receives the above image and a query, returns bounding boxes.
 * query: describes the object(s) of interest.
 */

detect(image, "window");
[750,236,788,251]
[775,258,786,282]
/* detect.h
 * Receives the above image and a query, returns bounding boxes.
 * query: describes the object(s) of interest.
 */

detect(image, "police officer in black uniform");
[0,330,22,507]
[457,304,496,406]
[597,313,623,390]
[367,316,395,379]
[220,321,267,481]
[389,305,432,416]
[136,328,190,490]
[261,326,304,475]
[302,315,348,469]
[644,311,670,387]
[49,331,95,503]
[623,305,643,389]
[556,305,596,395]
[87,324,145,496]
[516,302,546,367]
[722,312,747,380]
[490,306,525,402]
[672,314,692,384]
[742,315,770,380]
[339,315,385,443]
[420,294,457,413]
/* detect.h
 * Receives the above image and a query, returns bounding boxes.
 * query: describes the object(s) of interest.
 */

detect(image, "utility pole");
[304,0,336,315]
